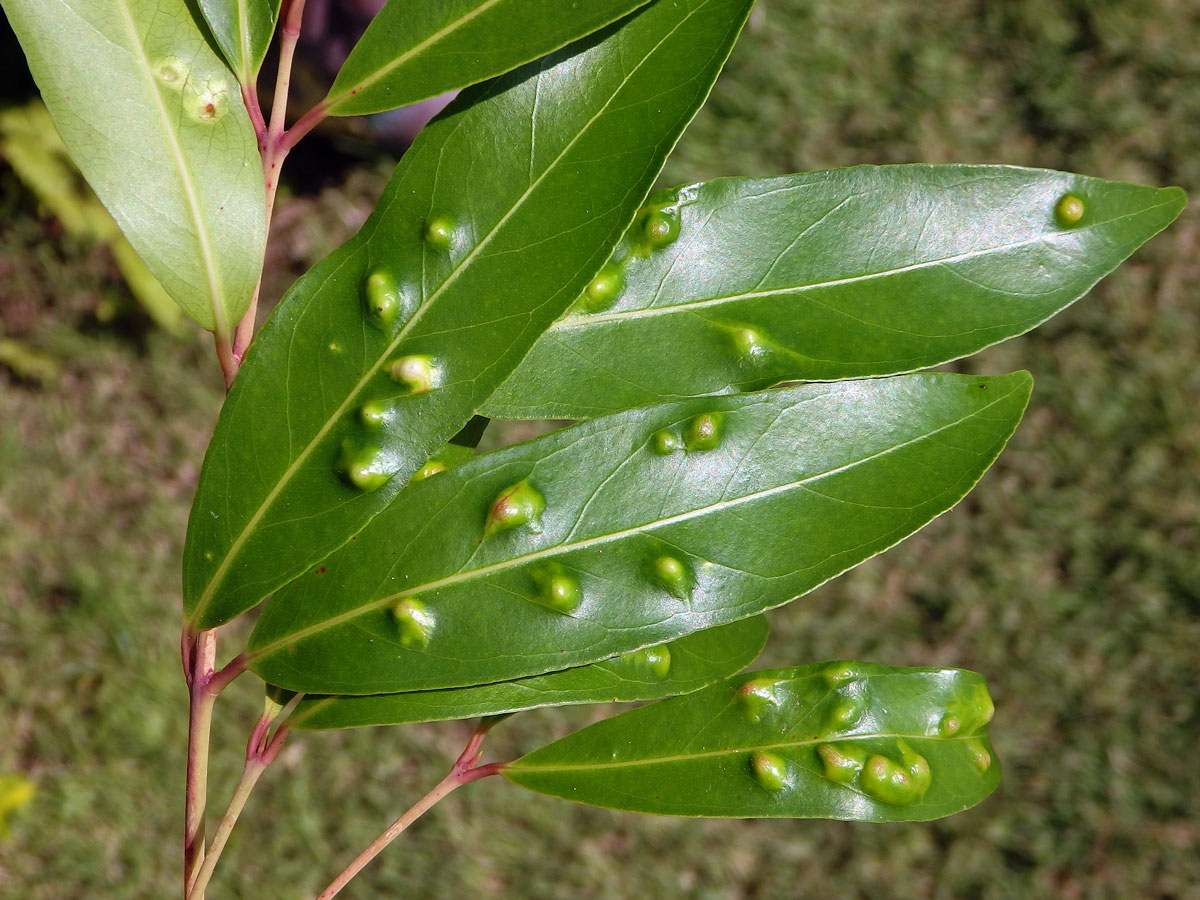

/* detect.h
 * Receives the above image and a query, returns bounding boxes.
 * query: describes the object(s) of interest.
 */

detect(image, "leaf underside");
[2,0,267,335]
[247,372,1031,695]
[505,663,1001,821]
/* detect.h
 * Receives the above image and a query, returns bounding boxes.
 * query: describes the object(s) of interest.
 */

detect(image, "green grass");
[2,0,1198,897]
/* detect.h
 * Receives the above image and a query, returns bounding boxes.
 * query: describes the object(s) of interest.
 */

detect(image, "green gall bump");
[652,554,691,598]
[391,598,435,648]
[386,355,440,394]
[643,646,671,679]
[965,738,992,773]
[737,677,783,723]
[940,683,995,735]
[974,688,995,726]
[683,412,724,452]
[411,459,447,482]
[861,756,917,805]
[335,441,392,492]
[826,699,863,732]
[359,402,389,429]
[484,479,545,537]
[619,646,672,680]
[901,742,933,793]
[751,751,789,792]
[1055,192,1085,227]
[533,564,582,613]
[821,662,859,686]
[364,271,402,328]
[817,742,866,784]
[731,326,767,359]
[860,742,931,806]
[579,263,624,313]
[424,215,455,251]
[641,208,681,249]
[650,428,683,455]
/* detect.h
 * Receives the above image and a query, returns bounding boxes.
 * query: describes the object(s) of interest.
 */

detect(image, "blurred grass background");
[1,0,1198,897]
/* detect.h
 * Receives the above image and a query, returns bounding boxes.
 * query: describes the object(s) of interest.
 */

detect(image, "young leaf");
[246,372,1031,694]
[325,0,652,116]
[276,616,768,730]
[183,0,755,630]
[196,0,282,83]
[504,663,1000,821]
[484,167,1186,418]
[2,0,267,336]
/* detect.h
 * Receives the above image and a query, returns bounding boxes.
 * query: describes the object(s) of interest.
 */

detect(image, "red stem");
[183,629,217,895]
[314,720,510,899]
[242,82,267,140]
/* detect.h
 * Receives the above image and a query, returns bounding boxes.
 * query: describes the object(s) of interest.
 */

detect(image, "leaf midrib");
[507,731,979,774]
[247,379,1022,658]
[189,2,704,625]
[551,198,1179,331]
[116,0,227,336]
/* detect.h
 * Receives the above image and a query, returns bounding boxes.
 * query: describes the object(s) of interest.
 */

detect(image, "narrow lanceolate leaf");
[484,167,1187,419]
[325,0,652,117]
[2,0,267,335]
[247,372,1031,694]
[277,616,768,730]
[197,0,282,83]
[505,663,1000,820]
[184,0,755,629]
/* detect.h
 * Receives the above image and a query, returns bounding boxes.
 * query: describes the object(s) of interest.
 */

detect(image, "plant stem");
[183,628,217,896]
[267,0,307,148]
[186,700,297,900]
[228,0,312,367]
[280,99,329,153]
[314,720,510,899]
[213,332,238,389]
[242,81,267,140]
[182,630,249,899]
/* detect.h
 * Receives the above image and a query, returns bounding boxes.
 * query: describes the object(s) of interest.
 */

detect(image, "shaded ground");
[2,1,1198,897]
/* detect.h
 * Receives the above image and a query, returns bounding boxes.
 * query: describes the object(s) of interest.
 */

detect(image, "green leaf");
[504,662,1000,821]
[246,372,1031,694]
[277,616,768,730]
[484,167,1186,419]
[325,0,652,117]
[183,0,754,629]
[2,0,267,336]
[197,0,282,83]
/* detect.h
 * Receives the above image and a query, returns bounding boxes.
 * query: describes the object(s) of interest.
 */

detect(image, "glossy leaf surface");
[278,616,767,729]
[505,663,1000,821]
[326,0,652,116]
[485,167,1186,418]
[2,0,267,335]
[197,0,282,83]
[184,0,754,628]
[247,372,1031,694]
